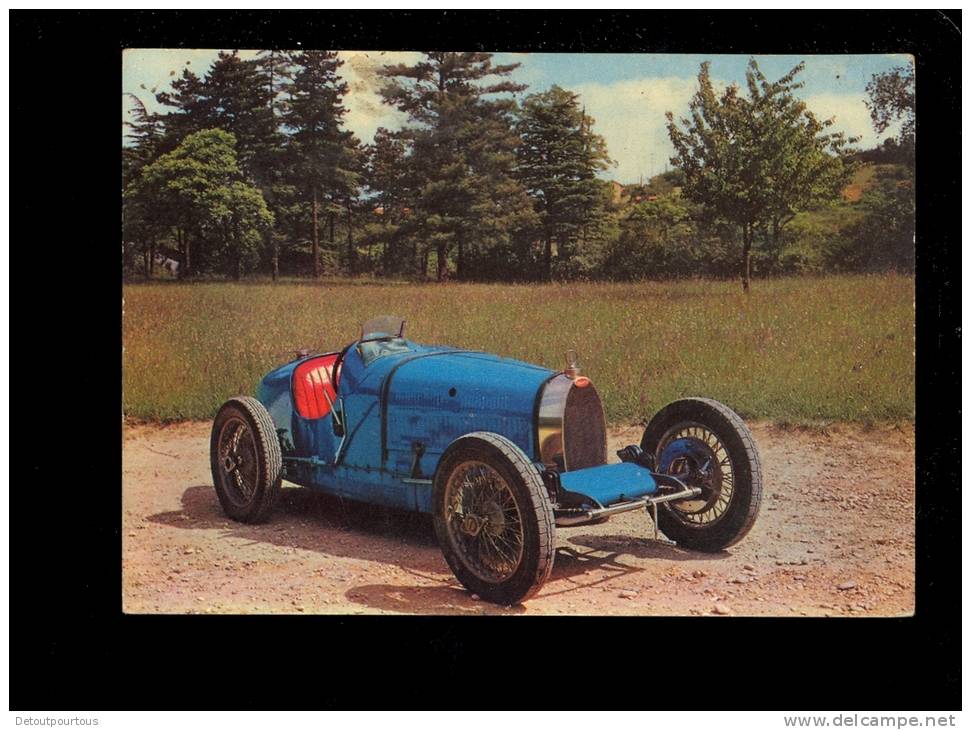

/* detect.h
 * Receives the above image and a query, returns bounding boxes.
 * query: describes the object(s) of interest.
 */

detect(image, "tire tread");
[210,396,282,524]
[642,397,762,551]
[433,432,555,604]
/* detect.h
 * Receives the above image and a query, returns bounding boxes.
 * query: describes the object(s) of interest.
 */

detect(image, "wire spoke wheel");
[444,461,525,583]
[432,433,555,605]
[658,422,735,526]
[216,416,260,508]
[641,398,762,552]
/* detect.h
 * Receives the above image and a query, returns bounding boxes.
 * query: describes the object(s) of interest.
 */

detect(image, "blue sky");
[123,50,912,184]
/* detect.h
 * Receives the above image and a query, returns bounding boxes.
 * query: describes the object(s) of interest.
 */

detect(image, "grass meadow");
[122,274,914,425]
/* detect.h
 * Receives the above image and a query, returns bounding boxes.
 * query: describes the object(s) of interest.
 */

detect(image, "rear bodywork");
[257,337,698,523]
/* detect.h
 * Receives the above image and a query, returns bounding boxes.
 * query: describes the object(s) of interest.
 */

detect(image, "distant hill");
[842,163,907,203]
[608,169,686,204]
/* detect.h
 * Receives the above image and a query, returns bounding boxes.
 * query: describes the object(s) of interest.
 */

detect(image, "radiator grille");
[563,383,607,470]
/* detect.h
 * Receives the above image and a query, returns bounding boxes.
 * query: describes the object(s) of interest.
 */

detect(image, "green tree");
[122,93,164,187]
[255,50,295,279]
[363,127,415,274]
[156,52,275,174]
[834,169,914,272]
[125,129,273,279]
[865,64,915,169]
[516,85,613,279]
[200,52,276,178]
[379,52,536,281]
[209,180,277,279]
[122,92,166,275]
[282,50,358,277]
[123,178,169,279]
[667,59,853,291]
[256,50,293,119]
[154,64,209,153]
[603,194,702,279]
[203,51,289,278]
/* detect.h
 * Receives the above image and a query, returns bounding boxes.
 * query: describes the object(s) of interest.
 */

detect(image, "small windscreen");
[361,315,405,342]
[358,338,411,366]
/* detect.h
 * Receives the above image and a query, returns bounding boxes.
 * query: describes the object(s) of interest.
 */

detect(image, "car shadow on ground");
[343,546,649,614]
[566,534,730,562]
[341,583,529,615]
[146,483,722,613]
[147,484,443,567]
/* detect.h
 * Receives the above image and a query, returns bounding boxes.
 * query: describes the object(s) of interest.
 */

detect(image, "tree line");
[123,51,915,287]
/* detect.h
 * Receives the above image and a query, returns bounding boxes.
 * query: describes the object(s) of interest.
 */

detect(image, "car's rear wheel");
[641,398,762,552]
[433,433,555,605]
[210,396,282,524]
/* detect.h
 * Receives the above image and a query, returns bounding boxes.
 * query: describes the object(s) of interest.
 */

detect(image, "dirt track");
[122,421,914,616]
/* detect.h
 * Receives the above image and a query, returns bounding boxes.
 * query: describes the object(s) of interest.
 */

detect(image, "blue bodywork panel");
[383,351,552,477]
[559,462,658,507]
[256,336,655,515]
[257,339,556,512]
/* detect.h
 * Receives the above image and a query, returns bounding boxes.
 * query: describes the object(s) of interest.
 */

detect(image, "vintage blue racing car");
[211,315,762,605]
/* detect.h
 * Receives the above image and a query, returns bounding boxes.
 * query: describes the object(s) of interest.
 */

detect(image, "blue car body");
[256,336,666,516]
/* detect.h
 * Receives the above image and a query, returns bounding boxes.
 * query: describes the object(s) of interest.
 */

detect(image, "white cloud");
[573,76,702,184]
[803,92,898,149]
[339,51,421,144]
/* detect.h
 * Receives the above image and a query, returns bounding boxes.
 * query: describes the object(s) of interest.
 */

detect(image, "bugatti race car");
[211,315,762,605]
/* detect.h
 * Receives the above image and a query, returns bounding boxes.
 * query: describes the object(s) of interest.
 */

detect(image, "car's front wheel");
[210,396,282,524]
[641,398,762,552]
[433,432,555,605]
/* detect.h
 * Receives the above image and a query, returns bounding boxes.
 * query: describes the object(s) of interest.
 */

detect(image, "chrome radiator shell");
[536,374,607,471]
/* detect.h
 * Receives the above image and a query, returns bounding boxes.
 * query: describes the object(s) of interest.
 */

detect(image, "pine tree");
[516,85,613,279]
[195,51,276,181]
[379,52,536,281]
[155,52,278,183]
[154,65,209,153]
[255,50,294,279]
[122,93,164,184]
[337,139,365,273]
[256,50,293,118]
[282,50,357,278]
[122,92,167,275]
[364,127,414,273]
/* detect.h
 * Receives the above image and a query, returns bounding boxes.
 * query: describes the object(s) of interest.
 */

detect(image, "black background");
[8,10,961,710]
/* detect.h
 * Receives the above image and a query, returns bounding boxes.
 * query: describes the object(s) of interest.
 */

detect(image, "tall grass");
[122,274,914,424]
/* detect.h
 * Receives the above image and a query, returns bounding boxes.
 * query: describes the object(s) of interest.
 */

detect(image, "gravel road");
[123,421,914,616]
